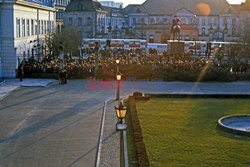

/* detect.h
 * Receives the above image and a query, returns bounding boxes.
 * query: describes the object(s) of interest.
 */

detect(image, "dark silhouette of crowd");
[18,47,250,82]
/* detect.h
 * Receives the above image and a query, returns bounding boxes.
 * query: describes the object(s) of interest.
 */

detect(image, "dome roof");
[142,0,230,15]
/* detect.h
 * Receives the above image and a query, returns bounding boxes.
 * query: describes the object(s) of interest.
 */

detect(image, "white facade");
[100,1,123,9]
[0,0,56,78]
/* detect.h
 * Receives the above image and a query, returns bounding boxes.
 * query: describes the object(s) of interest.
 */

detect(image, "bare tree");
[48,27,83,58]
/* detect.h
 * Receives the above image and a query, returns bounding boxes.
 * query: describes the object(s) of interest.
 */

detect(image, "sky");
[109,0,246,8]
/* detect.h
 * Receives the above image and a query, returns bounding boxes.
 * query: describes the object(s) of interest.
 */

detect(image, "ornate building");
[123,0,241,43]
[64,0,244,43]
[54,0,71,31]
[64,0,125,38]
[232,0,250,43]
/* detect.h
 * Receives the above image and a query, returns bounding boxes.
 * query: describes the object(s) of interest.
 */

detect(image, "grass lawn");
[134,98,250,167]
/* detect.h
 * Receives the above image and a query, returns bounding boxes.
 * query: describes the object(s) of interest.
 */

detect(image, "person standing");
[18,62,24,82]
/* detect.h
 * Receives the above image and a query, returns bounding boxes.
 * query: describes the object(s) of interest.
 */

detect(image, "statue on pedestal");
[170,15,181,41]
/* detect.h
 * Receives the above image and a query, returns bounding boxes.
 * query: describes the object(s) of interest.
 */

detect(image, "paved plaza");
[0,80,250,167]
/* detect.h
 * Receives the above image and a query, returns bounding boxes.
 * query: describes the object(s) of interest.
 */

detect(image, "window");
[232,18,236,26]
[69,17,73,25]
[213,18,218,26]
[45,21,47,34]
[163,18,168,24]
[38,20,41,34]
[156,18,160,23]
[202,18,206,26]
[78,17,82,26]
[35,20,38,35]
[223,18,227,26]
[27,19,30,36]
[132,18,136,25]
[16,18,21,38]
[150,18,155,24]
[52,21,54,31]
[48,21,51,33]
[139,18,145,24]
[208,17,212,25]
[201,27,206,36]
[78,3,83,10]
[31,20,34,35]
[21,19,25,37]
[41,20,44,34]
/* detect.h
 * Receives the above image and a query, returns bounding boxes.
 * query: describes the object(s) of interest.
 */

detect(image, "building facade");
[54,0,70,31]
[233,0,250,43]
[64,0,246,43]
[64,0,125,38]
[0,0,56,78]
[99,0,123,9]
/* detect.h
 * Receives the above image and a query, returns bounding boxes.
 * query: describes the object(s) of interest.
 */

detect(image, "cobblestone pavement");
[99,100,120,167]
[0,80,250,167]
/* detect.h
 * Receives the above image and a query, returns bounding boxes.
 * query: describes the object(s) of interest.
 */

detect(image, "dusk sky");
[108,0,246,7]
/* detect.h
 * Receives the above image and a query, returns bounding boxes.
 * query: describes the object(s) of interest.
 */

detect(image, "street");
[0,80,115,167]
[0,80,250,167]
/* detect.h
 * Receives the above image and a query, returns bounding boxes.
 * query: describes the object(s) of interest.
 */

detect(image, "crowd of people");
[18,47,250,81]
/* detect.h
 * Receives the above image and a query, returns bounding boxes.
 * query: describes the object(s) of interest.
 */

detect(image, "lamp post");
[115,103,127,128]
[116,72,121,102]
[115,102,127,167]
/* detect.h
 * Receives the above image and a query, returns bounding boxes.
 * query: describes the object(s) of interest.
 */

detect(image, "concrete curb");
[95,98,114,167]
[123,130,129,167]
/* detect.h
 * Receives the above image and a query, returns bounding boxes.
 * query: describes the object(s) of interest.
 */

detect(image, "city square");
[0,0,250,166]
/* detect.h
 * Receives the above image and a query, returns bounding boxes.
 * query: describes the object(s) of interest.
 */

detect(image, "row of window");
[67,16,124,27]
[16,18,54,38]
[200,17,237,26]
[54,0,69,6]
[200,27,237,36]
[130,17,237,26]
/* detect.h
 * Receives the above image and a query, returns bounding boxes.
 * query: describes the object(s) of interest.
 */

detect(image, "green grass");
[136,98,250,167]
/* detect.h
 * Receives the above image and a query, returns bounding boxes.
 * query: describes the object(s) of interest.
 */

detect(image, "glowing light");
[196,3,211,16]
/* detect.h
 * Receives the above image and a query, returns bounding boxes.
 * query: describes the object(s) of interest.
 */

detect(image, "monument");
[168,15,185,55]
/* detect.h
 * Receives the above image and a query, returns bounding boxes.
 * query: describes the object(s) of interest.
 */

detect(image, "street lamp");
[116,59,120,64]
[116,73,121,102]
[115,103,127,130]
[116,60,120,100]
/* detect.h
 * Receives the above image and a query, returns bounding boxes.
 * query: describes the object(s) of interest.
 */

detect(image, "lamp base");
[116,123,127,131]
